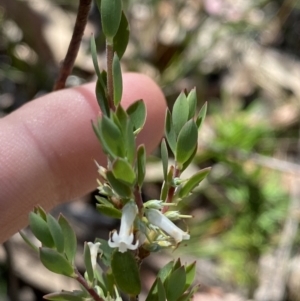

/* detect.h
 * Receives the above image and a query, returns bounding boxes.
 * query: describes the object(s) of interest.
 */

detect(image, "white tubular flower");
[108,202,139,253]
[87,242,101,271]
[146,209,190,243]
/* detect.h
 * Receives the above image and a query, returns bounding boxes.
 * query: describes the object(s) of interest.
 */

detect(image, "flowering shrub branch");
[20,0,210,300]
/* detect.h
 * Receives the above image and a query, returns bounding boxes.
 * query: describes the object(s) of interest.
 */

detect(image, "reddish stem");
[75,269,104,301]
[53,0,91,91]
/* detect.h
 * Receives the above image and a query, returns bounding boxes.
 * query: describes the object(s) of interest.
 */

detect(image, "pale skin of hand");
[0,73,166,243]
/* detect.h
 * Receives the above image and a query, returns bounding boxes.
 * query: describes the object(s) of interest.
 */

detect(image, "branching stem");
[53,0,91,91]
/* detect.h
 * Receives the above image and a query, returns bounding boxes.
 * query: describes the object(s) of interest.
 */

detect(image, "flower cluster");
[107,200,190,253]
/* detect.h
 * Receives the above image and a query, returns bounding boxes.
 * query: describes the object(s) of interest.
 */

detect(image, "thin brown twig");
[75,268,104,301]
[53,0,92,91]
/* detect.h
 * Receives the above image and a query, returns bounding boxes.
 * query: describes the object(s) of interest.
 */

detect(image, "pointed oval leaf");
[96,205,122,219]
[187,88,197,119]
[175,120,198,168]
[58,215,77,264]
[19,231,38,252]
[96,79,109,116]
[90,35,101,79]
[160,181,169,201]
[157,278,166,301]
[160,138,168,180]
[145,278,158,301]
[165,110,176,154]
[29,212,54,248]
[196,102,207,130]
[111,250,141,295]
[95,195,114,207]
[113,54,122,106]
[172,258,182,272]
[39,248,74,277]
[100,116,124,158]
[84,242,94,282]
[113,12,130,58]
[115,104,128,132]
[165,266,186,301]
[136,144,146,187]
[172,92,189,136]
[101,0,122,40]
[126,99,146,132]
[34,205,47,221]
[106,171,132,198]
[181,145,197,172]
[179,167,211,198]
[157,260,174,283]
[112,158,136,185]
[125,119,136,164]
[184,261,196,290]
[47,214,64,253]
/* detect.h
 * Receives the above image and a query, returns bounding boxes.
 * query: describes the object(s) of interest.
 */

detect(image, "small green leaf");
[165,110,176,154]
[185,261,196,290]
[115,104,128,132]
[99,116,124,158]
[113,54,122,106]
[96,205,122,219]
[157,260,174,283]
[172,92,189,136]
[39,248,74,277]
[178,168,211,198]
[106,171,132,198]
[103,269,115,297]
[136,144,146,187]
[196,102,207,130]
[113,12,130,58]
[187,88,197,119]
[181,145,197,172]
[165,266,186,301]
[29,212,54,248]
[19,231,38,252]
[126,99,146,133]
[112,158,136,185]
[34,206,47,221]
[161,138,168,180]
[84,242,94,282]
[101,0,122,40]
[125,119,136,164]
[44,290,85,301]
[145,278,159,301]
[175,120,198,169]
[157,278,166,301]
[172,258,182,272]
[47,214,64,253]
[111,250,141,295]
[96,78,109,116]
[90,35,101,79]
[58,215,77,264]
[95,195,114,207]
[160,181,169,201]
